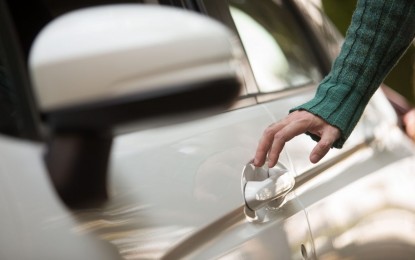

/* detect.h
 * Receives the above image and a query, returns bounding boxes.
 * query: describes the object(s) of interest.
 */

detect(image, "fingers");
[403,109,415,141]
[309,139,331,164]
[254,112,312,168]
[254,110,341,168]
[254,123,285,167]
[309,126,340,163]
[267,119,310,167]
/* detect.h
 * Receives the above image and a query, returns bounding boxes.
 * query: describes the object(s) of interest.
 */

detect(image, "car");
[2,0,415,259]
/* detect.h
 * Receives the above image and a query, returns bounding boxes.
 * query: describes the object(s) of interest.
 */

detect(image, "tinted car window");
[0,0,43,139]
[0,40,18,136]
[228,0,321,93]
[294,0,343,61]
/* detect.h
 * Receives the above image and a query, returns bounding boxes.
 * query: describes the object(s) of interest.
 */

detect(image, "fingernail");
[253,159,258,166]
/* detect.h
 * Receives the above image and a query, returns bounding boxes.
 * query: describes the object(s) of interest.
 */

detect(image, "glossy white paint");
[29,5,242,111]
[0,136,121,260]
[4,87,409,259]
[299,133,415,259]
[4,0,415,259]
[67,85,411,259]
[42,69,404,259]
[67,90,316,259]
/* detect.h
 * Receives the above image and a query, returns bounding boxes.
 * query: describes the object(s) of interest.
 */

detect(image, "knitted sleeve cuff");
[289,81,361,149]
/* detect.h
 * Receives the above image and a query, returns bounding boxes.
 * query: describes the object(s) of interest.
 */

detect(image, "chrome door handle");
[241,161,295,222]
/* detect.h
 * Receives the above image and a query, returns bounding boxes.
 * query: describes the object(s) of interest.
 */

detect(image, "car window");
[228,0,321,93]
[0,0,42,140]
[294,0,343,61]
[0,39,19,137]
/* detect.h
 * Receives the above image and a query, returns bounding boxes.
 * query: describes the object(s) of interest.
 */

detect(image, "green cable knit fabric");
[291,0,415,148]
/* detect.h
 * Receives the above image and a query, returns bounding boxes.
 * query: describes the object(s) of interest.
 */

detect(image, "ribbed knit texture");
[291,0,415,148]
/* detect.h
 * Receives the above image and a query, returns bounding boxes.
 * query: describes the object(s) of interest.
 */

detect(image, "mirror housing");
[30,4,242,129]
[29,4,243,207]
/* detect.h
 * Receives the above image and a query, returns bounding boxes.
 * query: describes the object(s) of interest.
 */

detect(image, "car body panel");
[1,0,415,259]
[298,130,415,259]
[162,196,312,259]
[70,99,313,259]
[0,136,121,260]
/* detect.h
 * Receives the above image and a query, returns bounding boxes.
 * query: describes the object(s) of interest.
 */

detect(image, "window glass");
[0,37,20,136]
[229,0,321,92]
[295,0,343,61]
[0,0,42,140]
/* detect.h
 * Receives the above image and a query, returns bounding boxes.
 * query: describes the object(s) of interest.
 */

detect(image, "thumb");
[309,128,339,163]
[310,139,331,164]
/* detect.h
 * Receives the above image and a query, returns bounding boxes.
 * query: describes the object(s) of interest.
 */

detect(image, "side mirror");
[29,4,243,207]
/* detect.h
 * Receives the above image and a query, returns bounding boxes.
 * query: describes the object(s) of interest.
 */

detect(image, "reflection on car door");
[68,1,322,259]
[259,1,415,259]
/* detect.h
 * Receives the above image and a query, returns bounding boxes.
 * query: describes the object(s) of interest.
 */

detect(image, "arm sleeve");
[290,0,415,148]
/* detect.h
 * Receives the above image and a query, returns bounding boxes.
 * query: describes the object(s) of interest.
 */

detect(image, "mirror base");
[45,130,112,208]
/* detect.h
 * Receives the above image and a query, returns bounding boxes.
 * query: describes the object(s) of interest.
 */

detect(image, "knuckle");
[318,140,331,150]
[273,132,286,141]
[263,127,275,137]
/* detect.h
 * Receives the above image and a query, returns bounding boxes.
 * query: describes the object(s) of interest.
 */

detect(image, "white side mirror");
[28,4,243,207]
[30,4,242,128]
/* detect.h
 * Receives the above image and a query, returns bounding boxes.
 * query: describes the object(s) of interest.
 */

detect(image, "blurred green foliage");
[322,0,415,105]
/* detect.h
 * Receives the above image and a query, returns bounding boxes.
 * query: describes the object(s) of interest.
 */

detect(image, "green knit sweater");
[291,0,415,148]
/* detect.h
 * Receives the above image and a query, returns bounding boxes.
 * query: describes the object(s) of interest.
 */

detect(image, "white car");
[2,0,415,259]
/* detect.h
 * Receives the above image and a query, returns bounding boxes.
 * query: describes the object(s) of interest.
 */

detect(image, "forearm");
[291,0,415,148]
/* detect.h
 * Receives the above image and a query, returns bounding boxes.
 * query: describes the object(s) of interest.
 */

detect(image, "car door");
[5,0,414,259]
[69,0,329,259]
[155,0,415,259]
[1,0,317,259]
[286,1,415,259]
[234,0,415,258]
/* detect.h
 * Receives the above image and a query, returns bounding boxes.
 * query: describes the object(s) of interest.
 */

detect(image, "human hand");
[403,108,415,141]
[254,110,341,168]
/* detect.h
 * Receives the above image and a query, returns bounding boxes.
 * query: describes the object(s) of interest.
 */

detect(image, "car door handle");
[242,161,295,221]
